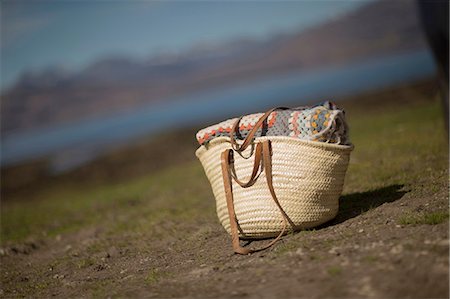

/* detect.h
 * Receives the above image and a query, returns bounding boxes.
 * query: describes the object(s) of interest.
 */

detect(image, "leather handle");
[221,140,289,255]
[228,142,263,188]
[230,107,288,153]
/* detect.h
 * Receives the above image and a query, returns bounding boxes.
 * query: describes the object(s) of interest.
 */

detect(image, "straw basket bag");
[195,107,353,254]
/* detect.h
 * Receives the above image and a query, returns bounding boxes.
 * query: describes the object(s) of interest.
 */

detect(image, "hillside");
[0,80,447,298]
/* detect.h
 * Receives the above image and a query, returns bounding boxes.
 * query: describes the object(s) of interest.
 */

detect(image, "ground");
[1,80,448,298]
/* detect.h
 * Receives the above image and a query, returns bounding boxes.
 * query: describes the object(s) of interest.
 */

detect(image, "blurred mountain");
[1,0,428,134]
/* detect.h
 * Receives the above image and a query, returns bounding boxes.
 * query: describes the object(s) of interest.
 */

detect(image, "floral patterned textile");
[196,102,350,146]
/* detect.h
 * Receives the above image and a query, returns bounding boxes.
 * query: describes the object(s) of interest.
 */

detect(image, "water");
[1,49,437,168]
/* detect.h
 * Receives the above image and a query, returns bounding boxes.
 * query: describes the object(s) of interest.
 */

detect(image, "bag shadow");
[240,184,407,247]
[318,184,408,229]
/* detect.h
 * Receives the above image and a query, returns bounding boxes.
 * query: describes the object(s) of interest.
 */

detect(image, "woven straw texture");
[196,136,353,239]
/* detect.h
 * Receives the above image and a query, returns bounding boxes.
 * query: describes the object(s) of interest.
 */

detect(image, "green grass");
[76,258,95,269]
[327,266,342,276]
[1,162,214,243]
[399,211,449,225]
[362,255,379,263]
[343,99,447,195]
[145,269,170,284]
[1,92,448,245]
[272,241,298,256]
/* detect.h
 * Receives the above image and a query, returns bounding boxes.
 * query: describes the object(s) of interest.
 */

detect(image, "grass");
[1,162,214,243]
[399,211,449,225]
[145,269,170,284]
[76,258,95,269]
[272,240,299,256]
[0,82,448,246]
[362,255,379,263]
[327,266,342,276]
[343,98,447,195]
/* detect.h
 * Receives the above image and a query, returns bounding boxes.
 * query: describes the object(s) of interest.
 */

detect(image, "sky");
[1,0,372,89]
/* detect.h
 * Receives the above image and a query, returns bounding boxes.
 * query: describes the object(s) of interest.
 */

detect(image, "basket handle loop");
[221,139,290,255]
[228,142,263,188]
[230,107,288,153]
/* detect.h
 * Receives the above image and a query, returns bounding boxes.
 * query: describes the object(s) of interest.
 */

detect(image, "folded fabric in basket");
[196,101,350,146]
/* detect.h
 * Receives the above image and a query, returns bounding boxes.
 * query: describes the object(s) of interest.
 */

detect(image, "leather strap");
[261,141,295,229]
[230,107,288,153]
[221,149,251,255]
[221,141,288,254]
[221,107,293,254]
[228,142,263,188]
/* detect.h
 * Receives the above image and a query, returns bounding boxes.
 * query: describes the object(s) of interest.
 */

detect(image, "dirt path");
[1,184,448,298]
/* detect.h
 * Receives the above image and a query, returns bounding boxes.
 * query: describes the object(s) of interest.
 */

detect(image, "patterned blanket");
[196,102,350,146]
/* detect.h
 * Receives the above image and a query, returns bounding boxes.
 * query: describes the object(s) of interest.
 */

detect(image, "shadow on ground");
[312,184,407,231]
[241,185,407,247]
[330,184,407,225]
